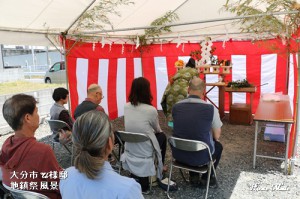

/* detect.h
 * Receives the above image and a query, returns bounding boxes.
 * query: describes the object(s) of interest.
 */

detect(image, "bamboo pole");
[290,41,300,174]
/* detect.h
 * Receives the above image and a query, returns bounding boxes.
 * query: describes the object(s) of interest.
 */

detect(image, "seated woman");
[60,110,143,199]
[50,87,73,128]
[161,58,199,123]
[50,87,73,141]
[121,77,167,192]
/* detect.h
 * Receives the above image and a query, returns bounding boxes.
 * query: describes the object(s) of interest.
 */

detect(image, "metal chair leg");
[167,161,173,199]
[179,169,188,182]
[205,162,212,199]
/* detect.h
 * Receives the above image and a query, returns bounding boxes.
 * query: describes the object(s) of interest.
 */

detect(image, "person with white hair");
[73,84,105,119]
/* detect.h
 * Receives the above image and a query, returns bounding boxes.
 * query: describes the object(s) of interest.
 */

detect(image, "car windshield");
[51,63,61,72]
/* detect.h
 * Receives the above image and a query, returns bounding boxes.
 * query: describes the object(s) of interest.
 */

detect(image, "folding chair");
[47,120,73,164]
[117,131,155,191]
[2,183,49,199]
[167,137,218,199]
[109,131,123,171]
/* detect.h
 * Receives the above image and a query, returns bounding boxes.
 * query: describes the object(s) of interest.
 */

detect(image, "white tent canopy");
[1,0,298,46]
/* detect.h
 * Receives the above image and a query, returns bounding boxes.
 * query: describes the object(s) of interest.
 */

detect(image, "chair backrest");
[169,136,211,154]
[2,183,50,199]
[47,120,71,133]
[117,131,150,143]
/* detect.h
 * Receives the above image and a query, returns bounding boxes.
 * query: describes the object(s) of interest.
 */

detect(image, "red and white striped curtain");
[66,39,298,121]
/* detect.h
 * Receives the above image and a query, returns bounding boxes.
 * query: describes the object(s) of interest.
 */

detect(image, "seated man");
[73,84,105,119]
[172,77,223,186]
[0,94,62,199]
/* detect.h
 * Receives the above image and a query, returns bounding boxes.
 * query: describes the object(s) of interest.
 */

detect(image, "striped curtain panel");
[66,40,297,121]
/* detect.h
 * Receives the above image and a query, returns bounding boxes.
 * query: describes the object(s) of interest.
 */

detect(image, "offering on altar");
[175,60,185,69]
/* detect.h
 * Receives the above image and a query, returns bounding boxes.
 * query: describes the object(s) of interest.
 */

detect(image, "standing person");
[60,110,144,199]
[172,77,223,186]
[73,84,105,119]
[161,57,199,123]
[0,94,62,199]
[121,77,167,193]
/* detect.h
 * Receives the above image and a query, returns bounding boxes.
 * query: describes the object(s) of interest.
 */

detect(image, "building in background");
[0,45,64,83]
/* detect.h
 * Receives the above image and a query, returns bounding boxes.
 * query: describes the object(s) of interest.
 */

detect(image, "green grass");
[0,81,65,95]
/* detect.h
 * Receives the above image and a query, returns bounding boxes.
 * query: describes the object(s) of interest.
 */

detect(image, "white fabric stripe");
[231,55,246,103]
[261,54,277,95]
[134,58,142,78]
[205,74,219,107]
[288,54,295,112]
[98,59,109,114]
[117,58,127,117]
[154,57,168,110]
[205,55,218,106]
[178,56,190,64]
[76,58,88,104]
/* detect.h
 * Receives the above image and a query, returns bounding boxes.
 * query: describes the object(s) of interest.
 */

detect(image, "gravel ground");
[1,111,300,199]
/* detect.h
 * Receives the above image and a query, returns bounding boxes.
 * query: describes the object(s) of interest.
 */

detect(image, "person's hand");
[59,129,72,144]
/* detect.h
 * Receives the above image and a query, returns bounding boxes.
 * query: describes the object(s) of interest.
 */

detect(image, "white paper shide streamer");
[101,36,105,48]
[136,35,140,49]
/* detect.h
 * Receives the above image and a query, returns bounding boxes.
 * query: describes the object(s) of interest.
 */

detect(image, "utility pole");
[0,44,4,69]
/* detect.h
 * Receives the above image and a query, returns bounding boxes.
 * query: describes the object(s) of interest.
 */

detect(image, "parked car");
[44,61,66,84]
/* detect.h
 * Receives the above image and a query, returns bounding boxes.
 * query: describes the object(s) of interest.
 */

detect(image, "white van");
[44,62,66,84]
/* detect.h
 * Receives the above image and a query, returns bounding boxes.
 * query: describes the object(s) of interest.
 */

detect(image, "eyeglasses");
[96,92,104,99]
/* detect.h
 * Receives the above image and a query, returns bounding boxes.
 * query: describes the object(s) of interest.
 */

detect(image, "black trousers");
[155,132,167,164]
[190,140,223,180]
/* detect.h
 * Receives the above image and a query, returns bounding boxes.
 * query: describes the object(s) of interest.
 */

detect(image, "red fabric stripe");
[142,56,157,108]
[126,58,134,102]
[66,57,78,117]
[87,59,99,87]
[166,56,178,81]
[275,53,288,94]
[107,58,118,119]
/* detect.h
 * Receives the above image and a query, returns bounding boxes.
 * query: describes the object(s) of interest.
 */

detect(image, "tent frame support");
[291,41,300,174]
[81,10,299,35]
[61,0,96,114]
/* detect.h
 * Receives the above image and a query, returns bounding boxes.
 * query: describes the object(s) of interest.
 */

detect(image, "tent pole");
[82,10,299,34]
[173,0,189,13]
[45,35,63,55]
[68,31,257,41]
[61,34,71,114]
[291,43,300,174]
[60,0,96,114]
[64,0,96,34]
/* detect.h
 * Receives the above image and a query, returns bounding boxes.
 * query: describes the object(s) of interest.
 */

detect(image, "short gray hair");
[87,84,100,93]
[72,110,112,179]
[189,77,205,92]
